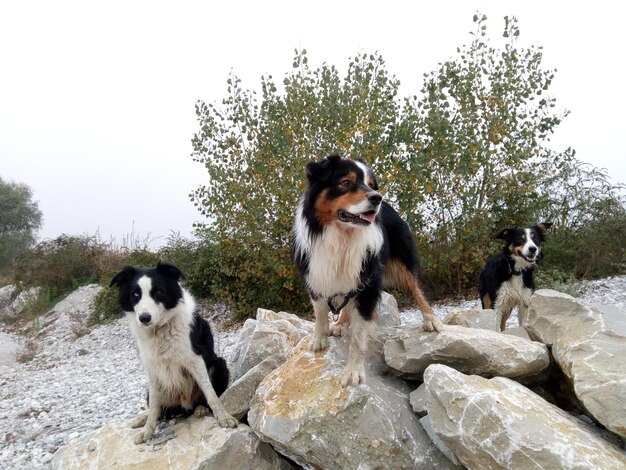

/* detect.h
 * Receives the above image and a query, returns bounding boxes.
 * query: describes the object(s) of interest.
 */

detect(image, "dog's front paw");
[134,428,154,445]
[310,334,329,352]
[214,409,238,428]
[340,367,366,387]
[329,322,348,337]
[422,316,443,333]
[129,413,148,429]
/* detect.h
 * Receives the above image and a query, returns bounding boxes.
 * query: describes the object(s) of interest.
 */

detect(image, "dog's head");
[304,154,382,228]
[496,222,552,264]
[109,261,185,328]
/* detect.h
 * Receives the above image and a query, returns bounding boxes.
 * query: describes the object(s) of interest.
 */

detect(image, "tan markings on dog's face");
[314,187,371,226]
[509,244,525,257]
[339,171,357,187]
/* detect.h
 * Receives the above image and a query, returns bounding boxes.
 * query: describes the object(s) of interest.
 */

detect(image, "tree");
[190,51,404,315]
[191,15,625,313]
[0,176,42,271]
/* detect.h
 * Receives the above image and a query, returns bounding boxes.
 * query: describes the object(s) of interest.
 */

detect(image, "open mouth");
[521,253,537,263]
[338,209,377,226]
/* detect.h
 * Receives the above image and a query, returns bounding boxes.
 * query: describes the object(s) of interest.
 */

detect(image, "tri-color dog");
[479,223,552,331]
[293,155,442,386]
[110,262,237,444]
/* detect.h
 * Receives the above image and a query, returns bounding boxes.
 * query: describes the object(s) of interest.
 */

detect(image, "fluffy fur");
[110,261,237,444]
[293,154,442,386]
[479,223,552,331]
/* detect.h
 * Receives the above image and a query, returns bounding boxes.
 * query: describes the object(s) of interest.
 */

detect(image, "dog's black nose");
[139,313,151,324]
[368,192,382,206]
[528,246,537,254]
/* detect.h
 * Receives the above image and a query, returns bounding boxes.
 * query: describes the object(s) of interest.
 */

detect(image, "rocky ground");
[0,276,625,469]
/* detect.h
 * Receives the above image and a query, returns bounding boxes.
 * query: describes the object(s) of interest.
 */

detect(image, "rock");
[0,284,40,320]
[51,417,294,469]
[377,291,401,327]
[409,384,428,417]
[383,324,550,384]
[423,364,626,470]
[501,326,531,340]
[230,310,312,381]
[444,308,498,331]
[527,290,626,438]
[420,416,461,466]
[222,353,287,420]
[248,335,459,470]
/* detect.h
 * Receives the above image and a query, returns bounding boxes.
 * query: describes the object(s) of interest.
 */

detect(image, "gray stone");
[383,324,550,384]
[377,291,401,327]
[0,285,40,320]
[222,353,287,420]
[527,290,626,438]
[444,308,498,331]
[501,326,531,340]
[248,335,459,470]
[420,415,461,466]
[51,417,294,469]
[409,383,428,417]
[230,311,312,381]
[424,364,626,470]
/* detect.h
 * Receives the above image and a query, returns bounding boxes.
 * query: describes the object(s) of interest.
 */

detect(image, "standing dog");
[479,223,552,331]
[110,261,237,444]
[293,155,442,386]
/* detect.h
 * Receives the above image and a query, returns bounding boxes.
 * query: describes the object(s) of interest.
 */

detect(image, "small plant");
[88,286,121,326]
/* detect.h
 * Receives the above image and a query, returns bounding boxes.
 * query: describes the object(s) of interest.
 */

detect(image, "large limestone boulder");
[383,324,550,384]
[230,309,312,381]
[248,335,459,470]
[527,290,626,438]
[51,417,294,469]
[444,308,498,331]
[424,364,626,470]
[222,353,287,420]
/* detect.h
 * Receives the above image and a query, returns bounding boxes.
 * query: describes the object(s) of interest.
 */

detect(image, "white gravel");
[1,276,625,469]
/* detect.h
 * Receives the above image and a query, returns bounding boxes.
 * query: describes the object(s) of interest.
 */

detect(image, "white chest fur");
[496,275,532,308]
[304,223,383,298]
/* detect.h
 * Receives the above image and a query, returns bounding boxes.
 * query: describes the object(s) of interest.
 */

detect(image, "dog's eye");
[133,291,140,298]
[531,233,536,239]
[153,289,163,297]
[340,179,352,187]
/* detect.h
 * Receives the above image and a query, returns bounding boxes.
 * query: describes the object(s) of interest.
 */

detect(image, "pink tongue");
[358,212,376,223]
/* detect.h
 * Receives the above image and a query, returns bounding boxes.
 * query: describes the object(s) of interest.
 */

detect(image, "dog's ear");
[536,222,553,233]
[110,266,137,288]
[156,261,185,280]
[495,228,511,240]
[305,154,341,182]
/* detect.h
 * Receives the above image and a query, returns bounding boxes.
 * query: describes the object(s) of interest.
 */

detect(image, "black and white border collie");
[110,262,237,444]
[479,223,552,331]
[293,155,442,386]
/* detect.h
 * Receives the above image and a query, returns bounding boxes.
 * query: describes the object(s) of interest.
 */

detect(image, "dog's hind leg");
[385,259,442,332]
[129,412,148,429]
[310,297,331,351]
[186,356,238,429]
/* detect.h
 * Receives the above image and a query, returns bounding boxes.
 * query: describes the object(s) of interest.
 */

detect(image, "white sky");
[1,1,625,246]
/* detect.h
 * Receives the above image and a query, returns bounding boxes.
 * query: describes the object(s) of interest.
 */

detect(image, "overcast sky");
[1,1,624,246]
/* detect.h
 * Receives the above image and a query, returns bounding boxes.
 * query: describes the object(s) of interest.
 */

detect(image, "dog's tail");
[209,356,230,397]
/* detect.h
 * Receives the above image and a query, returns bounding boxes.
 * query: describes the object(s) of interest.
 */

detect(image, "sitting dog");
[479,223,552,331]
[110,261,237,444]
[293,154,442,386]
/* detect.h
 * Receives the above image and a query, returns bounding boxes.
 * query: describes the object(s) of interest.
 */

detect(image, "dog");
[110,261,237,444]
[479,223,552,331]
[293,154,442,386]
